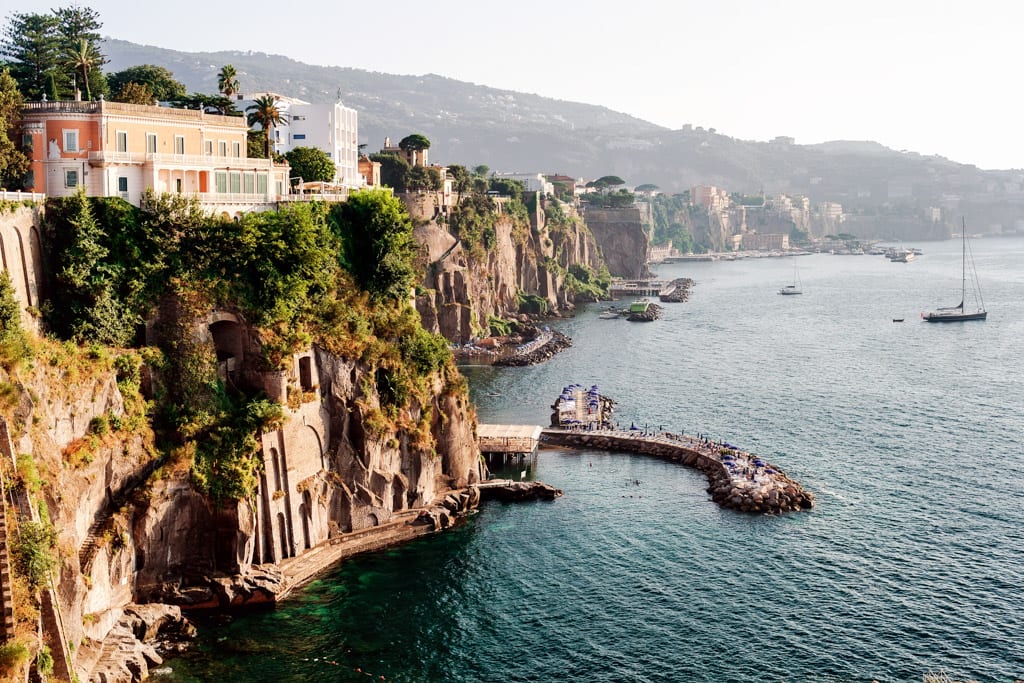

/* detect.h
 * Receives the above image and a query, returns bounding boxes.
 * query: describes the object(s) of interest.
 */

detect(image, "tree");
[111,81,155,105]
[0,12,61,100]
[172,92,239,116]
[635,183,660,193]
[107,64,186,101]
[407,166,441,192]
[285,146,335,184]
[246,95,287,158]
[472,164,490,177]
[330,189,417,301]
[0,68,30,188]
[217,64,239,98]
[54,6,106,100]
[368,152,410,193]
[65,38,99,100]
[398,133,431,152]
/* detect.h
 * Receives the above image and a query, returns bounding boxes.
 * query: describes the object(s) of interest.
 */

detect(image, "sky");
[8,0,1024,169]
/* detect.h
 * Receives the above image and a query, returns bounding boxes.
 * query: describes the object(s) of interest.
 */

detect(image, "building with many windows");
[19,100,290,213]
[238,93,362,189]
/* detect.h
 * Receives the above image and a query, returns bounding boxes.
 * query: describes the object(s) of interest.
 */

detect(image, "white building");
[239,93,362,189]
[491,172,553,194]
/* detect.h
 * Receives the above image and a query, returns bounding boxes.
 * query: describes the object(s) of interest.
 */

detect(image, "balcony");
[88,151,281,171]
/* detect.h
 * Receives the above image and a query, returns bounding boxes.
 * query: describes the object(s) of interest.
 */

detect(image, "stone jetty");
[659,277,695,303]
[477,479,563,501]
[494,330,572,366]
[541,428,814,514]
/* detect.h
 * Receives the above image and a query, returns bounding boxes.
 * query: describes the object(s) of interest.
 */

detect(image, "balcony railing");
[0,190,46,203]
[87,151,282,171]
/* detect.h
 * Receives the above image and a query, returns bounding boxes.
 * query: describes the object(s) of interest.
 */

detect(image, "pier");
[541,428,814,513]
[477,423,542,469]
[608,278,671,298]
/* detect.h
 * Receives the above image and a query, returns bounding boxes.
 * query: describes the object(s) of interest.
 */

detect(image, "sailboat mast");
[960,217,966,311]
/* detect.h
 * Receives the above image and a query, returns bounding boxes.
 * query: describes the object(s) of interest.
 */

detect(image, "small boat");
[598,306,621,319]
[892,318,904,323]
[922,218,987,323]
[778,259,802,295]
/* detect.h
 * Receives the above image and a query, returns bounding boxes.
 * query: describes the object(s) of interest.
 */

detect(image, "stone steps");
[0,500,15,640]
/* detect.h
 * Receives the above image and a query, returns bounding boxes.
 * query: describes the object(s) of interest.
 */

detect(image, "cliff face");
[579,206,650,278]
[1,317,482,680]
[412,193,603,342]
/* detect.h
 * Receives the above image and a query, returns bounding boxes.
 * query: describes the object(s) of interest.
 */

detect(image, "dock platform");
[478,424,542,468]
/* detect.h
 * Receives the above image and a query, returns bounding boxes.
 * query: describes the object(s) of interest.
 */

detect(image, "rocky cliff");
[579,206,650,278]
[0,315,483,682]
[412,192,605,342]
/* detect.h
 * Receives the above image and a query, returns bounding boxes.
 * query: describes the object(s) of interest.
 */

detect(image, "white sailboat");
[922,218,987,322]
[778,258,802,295]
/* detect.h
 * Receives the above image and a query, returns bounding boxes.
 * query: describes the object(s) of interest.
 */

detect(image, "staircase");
[0,497,15,641]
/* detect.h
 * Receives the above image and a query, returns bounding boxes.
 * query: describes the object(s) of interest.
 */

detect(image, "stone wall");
[0,202,46,330]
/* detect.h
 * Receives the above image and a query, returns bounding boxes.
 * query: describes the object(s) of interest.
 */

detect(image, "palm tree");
[217,64,239,98]
[246,95,287,158]
[66,38,99,101]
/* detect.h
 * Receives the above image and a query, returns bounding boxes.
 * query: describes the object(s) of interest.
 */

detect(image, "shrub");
[11,519,57,590]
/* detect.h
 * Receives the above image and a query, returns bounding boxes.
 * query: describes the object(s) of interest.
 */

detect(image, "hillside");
[103,39,1024,234]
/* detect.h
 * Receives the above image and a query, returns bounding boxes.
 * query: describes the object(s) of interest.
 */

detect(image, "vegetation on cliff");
[33,187,455,502]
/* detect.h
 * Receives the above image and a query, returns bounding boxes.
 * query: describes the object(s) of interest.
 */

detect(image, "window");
[243,173,255,194]
[175,178,183,193]
[63,130,79,153]
[118,177,128,192]
[231,141,241,158]
[215,172,227,193]
[65,169,78,187]
[292,134,306,141]
[21,133,33,152]
[229,172,241,193]
[218,141,227,157]
[257,174,268,194]
[174,136,185,155]
[146,134,157,154]
[116,131,127,152]
[204,140,213,156]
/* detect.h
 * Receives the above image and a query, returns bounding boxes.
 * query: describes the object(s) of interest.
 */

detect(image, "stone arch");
[301,490,312,550]
[277,511,289,559]
[270,447,283,492]
[209,317,244,384]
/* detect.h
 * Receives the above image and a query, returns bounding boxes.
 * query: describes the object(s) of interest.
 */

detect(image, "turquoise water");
[163,237,1024,683]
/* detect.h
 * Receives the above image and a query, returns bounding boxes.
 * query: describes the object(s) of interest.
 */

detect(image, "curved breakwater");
[541,428,814,513]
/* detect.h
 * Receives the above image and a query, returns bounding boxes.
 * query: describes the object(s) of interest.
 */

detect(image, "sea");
[160,235,1024,683]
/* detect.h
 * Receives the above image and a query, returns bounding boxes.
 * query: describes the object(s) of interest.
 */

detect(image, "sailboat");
[778,258,802,295]
[922,218,987,322]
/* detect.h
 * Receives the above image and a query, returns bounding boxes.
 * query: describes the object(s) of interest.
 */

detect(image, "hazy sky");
[9,0,1023,169]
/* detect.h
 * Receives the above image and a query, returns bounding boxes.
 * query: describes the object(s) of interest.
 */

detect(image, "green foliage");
[0,68,30,188]
[11,519,57,590]
[398,133,431,151]
[0,270,30,368]
[189,393,283,502]
[448,192,497,259]
[582,189,635,208]
[330,189,417,301]
[407,166,441,192]
[107,64,186,101]
[171,92,239,116]
[635,183,659,192]
[649,193,695,251]
[246,95,287,157]
[488,178,525,201]
[563,263,610,301]
[1,7,107,100]
[111,80,154,105]
[399,325,451,376]
[446,164,472,193]
[369,153,410,193]
[516,291,548,315]
[0,642,31,675]
[217,64,239,98]
[285,146,336,183]
[487,315,515,337]
[36,646,53,678]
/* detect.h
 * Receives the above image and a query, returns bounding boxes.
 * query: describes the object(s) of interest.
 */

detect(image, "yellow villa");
[20,100,291,214]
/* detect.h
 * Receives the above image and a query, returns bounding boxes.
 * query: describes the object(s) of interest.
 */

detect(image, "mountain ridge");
[102,38,1024,233]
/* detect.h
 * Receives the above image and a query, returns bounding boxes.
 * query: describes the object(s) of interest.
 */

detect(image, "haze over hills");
[104,38,1024,235]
